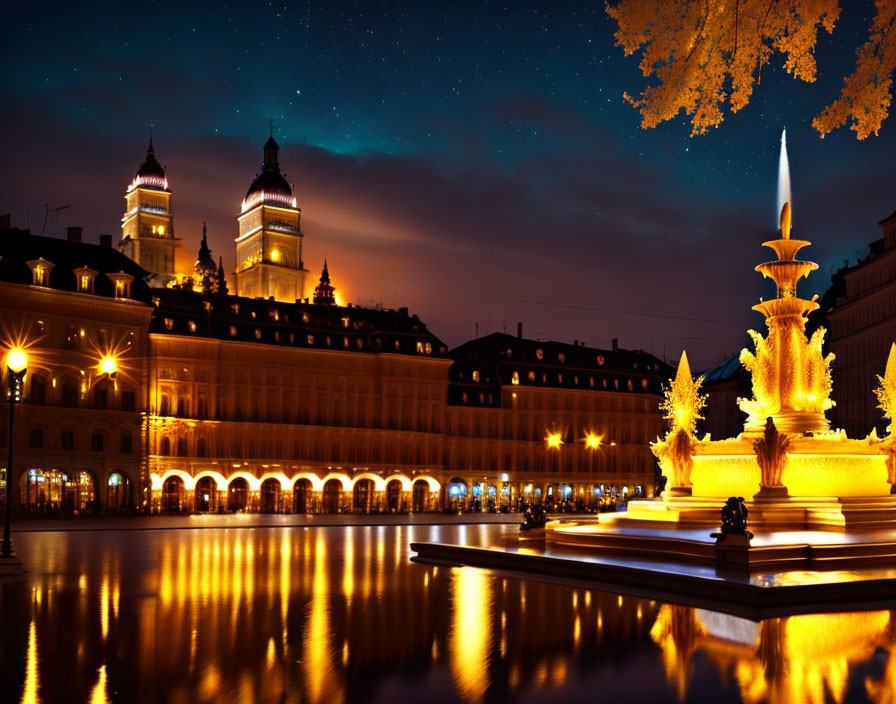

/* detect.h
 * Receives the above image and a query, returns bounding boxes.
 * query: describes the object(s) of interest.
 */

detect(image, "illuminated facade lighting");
[546,432,562,449]
[585,433,602,450]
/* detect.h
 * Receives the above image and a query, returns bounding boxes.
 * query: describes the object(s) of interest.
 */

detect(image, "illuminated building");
[825,209,896,438]
[0,218,151,512]
[119,139,179,287]
[445,332,671,509]
[0,134,671,514]
[232,136,309,302]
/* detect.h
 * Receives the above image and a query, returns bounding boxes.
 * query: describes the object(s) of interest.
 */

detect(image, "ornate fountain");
[636,201,896,529]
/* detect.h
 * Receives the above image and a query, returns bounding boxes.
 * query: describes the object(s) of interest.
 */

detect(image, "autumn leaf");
[607,0,896,139]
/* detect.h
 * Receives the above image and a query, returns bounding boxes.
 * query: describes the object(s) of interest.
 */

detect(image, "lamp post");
[3,347,27,566]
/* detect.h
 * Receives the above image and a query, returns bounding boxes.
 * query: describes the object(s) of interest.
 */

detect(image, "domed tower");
[233,136,309,302]
[120,139,179,287]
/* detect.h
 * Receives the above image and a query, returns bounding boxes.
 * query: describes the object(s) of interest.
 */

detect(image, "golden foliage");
[653,351,706,488]
[607,0,896,139]
[875,343,896,433]
[659,350,707,436]
[814,1,896,139]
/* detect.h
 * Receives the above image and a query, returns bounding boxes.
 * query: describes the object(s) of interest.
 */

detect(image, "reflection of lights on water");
[88,664,110,704]
[21,620,40,704]
[450,567,493,703]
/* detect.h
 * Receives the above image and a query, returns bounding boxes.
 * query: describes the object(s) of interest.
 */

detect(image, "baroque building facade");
[0,137,671,515]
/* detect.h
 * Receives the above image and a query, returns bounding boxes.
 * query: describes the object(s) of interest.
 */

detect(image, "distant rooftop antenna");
[40,203,70,236]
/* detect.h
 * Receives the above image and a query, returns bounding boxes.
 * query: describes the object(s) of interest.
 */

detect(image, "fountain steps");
[544,523,896,572]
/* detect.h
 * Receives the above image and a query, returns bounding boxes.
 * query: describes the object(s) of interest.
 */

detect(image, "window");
[29,427,44,449]
[558,353,565,363]
[472,370,480,383]
[416,341,425,354]
[164,318,174,330]
[511,371,520,385]
[65,326,80,349]
[159,395,170,416]
[33,265,49,286]
[536,349,544,360]
[120,431,132,454]
[61,430,75,450]
[188,321,197,332]
[230,326,238,337]
[30,376,47,404]
[528,371,536,382]
[307,334,315,345]
[302,313,310,323]
[597,355,605,366]
[62,378,79,407]
[90,433,104,452]
[254,328,262,339]
[394,340,401,351]
[94,385,109,410]
[121,389,136,412]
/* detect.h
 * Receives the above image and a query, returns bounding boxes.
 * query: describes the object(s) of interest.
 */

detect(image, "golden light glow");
[585,433,602,450]
[99,355,118,376]
[6,346,27,372]
[270,248,281,262]
[546,432,562,449]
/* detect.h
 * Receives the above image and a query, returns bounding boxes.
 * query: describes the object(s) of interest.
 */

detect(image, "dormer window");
[74,266,98,294]
[27,258,54,286]
[107,272,134,299]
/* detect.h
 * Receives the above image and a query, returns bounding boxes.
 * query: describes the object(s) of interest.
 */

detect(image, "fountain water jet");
[777,128,791,227]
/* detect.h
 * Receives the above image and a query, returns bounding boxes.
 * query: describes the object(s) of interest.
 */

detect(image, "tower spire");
[313,259,336,305]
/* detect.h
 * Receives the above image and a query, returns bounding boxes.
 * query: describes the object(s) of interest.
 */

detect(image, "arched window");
[121,388,136,412]
[160,437,171,456]
[120,431,132,454]
[30,375,47,404]
[159,395,170,416]
[29,427,44,449]
[61,430,75,450]
[93,383,109,410]
[62,378,80,408]
[90,433,104,452]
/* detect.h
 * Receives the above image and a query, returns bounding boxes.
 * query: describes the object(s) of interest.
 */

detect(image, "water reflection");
[2,525,896,702]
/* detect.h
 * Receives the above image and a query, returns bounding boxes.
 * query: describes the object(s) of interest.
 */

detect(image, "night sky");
[2,1,894,370]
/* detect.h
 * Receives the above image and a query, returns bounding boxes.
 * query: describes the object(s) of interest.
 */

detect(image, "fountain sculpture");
[548,158,896,558]
[621,198,896,530]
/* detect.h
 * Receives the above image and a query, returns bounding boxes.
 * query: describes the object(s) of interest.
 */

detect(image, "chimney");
[66,226,82,243]
[612,338,618,352]
[517,322,523,339]
[99,234,112,248]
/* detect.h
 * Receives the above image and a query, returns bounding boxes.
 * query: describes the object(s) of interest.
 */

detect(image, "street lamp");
[99,354,118,379]
[4,347,27,562]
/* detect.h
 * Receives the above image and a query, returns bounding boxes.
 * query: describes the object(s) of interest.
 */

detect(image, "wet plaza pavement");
[3,519,896,703]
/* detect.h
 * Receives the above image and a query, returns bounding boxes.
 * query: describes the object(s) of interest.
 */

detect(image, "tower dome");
[242,136,296,212]
[130,139,168,191]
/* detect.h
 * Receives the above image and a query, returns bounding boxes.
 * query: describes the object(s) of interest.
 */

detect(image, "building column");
[310,490,322,514]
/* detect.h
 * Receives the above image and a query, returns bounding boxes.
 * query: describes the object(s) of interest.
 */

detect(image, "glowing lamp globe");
[100,355,118,376]
[546,433,562,449]
[6,348,27,373]
[585,434,602,450]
